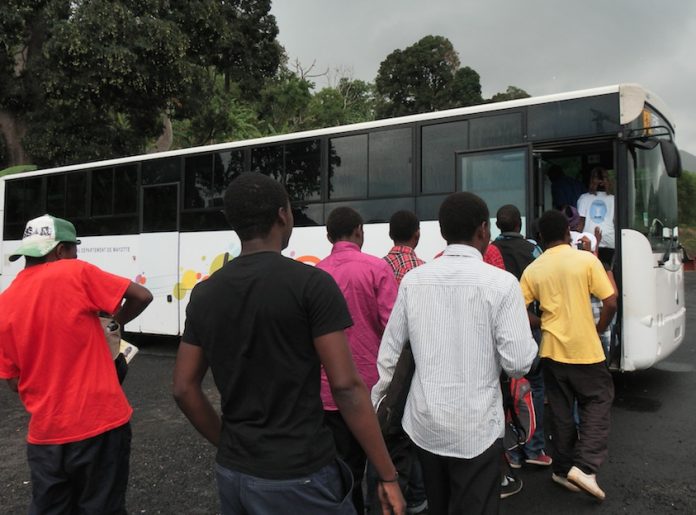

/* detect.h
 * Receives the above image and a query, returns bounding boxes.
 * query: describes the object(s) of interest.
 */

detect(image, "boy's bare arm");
[314,330,405,515]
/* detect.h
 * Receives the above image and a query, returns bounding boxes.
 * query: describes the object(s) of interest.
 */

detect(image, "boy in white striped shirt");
[373,192,537,514]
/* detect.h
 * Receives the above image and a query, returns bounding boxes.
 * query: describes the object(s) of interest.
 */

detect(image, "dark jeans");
[27,423,131,515]
[215,459,355,515]
[324,410,366,513]
[416,438,502,515]
[542,358,614,475]
[365,431,427,514]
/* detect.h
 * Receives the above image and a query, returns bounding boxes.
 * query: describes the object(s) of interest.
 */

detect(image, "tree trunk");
[152,114,173,153]
[0,110,29,166]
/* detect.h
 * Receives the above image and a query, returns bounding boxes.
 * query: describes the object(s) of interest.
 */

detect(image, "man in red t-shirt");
[0,214,152,514]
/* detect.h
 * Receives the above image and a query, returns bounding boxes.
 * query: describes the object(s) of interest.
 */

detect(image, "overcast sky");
[271,0,696,155]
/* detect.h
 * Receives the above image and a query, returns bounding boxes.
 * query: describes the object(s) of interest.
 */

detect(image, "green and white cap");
[9,214,81,262]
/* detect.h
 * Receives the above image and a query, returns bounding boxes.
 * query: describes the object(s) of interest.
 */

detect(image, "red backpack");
[502,376,536,451]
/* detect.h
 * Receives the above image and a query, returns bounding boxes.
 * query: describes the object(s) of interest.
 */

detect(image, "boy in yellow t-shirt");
[520,210,616,501]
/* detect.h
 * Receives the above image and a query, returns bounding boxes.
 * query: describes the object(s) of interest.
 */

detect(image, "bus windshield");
[627,141,678,253]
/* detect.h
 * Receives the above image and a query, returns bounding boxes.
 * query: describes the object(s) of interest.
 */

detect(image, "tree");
[20,1,192,167]
[450,67,484,107]
[374,35,483,118]
[305,78,375,128]
[0,0,281,168]
[171,76,261,148]
[256,67,314,134]
[489,85,531,103]
[335,78,376,123]
[172,0,281,99]
[678,171,696,227]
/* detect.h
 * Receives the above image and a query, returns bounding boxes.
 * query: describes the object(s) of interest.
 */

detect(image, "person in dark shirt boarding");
[173,172,405,515]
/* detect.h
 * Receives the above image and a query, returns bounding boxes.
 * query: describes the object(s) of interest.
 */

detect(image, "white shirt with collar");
[372,243,537,459]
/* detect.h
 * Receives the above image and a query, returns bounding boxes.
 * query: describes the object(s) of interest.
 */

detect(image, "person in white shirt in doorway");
[372,192,538,515]
[576,166,615,268]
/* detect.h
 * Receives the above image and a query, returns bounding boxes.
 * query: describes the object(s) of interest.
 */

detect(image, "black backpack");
[375,341,415,436]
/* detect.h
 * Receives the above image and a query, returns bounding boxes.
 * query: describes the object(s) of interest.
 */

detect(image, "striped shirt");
[383,245,425,285]
[372,244,537,459]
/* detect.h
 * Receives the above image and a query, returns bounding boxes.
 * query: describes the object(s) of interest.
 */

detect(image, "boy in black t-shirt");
[173,173,405,515]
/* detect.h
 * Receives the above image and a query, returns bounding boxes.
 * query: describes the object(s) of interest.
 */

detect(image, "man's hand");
[314,330,405,512]
[377,481,406,515]
[594,226,603,246]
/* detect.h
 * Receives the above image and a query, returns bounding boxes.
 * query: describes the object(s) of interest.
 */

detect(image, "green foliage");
[0,0,281,167]
[679,171,696,256]
[374,35,483,118]
[257,68,314,134]
[22,1,191,166]
[172,71,261,147]
[305,78,375,128]
[678,171,696,225]
[337,78,376,122]
[489,85,531,103]
[0,12,534,168]
[171,0,281,98]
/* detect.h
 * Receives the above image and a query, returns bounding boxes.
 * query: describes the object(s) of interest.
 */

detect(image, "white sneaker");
[567,465,605,501]
[552,472,581,492]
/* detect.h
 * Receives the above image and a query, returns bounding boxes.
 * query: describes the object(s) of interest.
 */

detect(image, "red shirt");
[434,245,506,270]
[484,244,506,270]
[0,260,132,444]
[383,245,425,284]
[316,242,398,410]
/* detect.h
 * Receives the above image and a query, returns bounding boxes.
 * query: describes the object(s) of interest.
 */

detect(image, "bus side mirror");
[660,139,682,178]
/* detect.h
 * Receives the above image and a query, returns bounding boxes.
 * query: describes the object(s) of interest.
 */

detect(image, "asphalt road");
[1,275,695,514]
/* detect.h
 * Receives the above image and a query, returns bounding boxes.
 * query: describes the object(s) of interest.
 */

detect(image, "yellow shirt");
[520,244,614,364]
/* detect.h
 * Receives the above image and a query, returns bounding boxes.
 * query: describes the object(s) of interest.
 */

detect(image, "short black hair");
[537,209,568,244]
[389,210,420,242]
[496,204,521,233]
[326,207,363,241]
[439,192,489,243]
[223,173,289,241]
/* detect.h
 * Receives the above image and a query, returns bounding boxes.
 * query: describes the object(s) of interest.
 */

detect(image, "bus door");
[137,183,180,336]
[455,146,530,238]
[532,151,552,220]
[620,137,685,371]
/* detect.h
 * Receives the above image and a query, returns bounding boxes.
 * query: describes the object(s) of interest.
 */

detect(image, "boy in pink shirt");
[317,207,398,512]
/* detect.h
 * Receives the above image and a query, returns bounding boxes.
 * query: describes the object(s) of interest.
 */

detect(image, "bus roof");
[2,83,673,181]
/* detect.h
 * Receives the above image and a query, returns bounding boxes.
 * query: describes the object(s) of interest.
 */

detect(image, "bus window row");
[3,94,619,239]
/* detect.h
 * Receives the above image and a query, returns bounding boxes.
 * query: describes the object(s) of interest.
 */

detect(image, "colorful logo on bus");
[160,242,322,302]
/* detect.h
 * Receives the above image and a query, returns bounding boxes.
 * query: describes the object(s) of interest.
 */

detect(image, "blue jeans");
[215,459,356,515]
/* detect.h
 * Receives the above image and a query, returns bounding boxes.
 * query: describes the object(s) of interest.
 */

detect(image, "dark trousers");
[366,431,427,514]
[27,423,131,515]
[597,247,615,269]
[542,358,614,475]
[324,410,366,514]
[416,438,502,515]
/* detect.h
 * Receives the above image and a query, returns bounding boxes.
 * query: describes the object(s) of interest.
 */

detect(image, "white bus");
[0,84,684,371]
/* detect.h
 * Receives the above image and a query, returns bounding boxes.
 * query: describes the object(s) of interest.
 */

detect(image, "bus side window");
[369,127,412,197]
